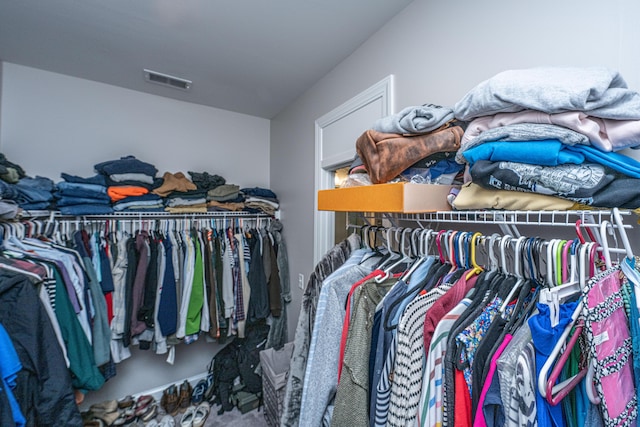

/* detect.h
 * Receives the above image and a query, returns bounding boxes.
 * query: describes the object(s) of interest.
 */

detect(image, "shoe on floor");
[159,414,176,427]
[89,399,118,413]
[180,405,196,427]
[118,395,135,409]
[192,402,210,427]
[191,379,207,405]
[90,409,119,426]
[161,384,180,416]
[177,380,193,412]
[139,402,158,422]
[203,373,215,402]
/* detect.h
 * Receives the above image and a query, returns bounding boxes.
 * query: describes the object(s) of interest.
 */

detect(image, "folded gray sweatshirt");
[454,67,640,121]
[373,104,455,134]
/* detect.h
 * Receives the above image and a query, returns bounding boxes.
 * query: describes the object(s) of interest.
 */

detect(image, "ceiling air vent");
[143,69,192,91]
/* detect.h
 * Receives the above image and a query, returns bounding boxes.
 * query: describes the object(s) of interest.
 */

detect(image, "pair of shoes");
[180,402,210,427]
[191,379,207,405]
[137,402,158,422]
[161,385,180,416]
[180,406,196,427]
[177,380,193,413]
[192,402,210,427]
[133,394,154,417]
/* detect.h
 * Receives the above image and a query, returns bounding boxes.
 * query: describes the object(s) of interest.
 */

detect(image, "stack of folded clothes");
[94,155,160,210]
[0,153,53,214]
[206,184,245,211]
[13,176,56,211]
[354,104,466,185]
[113,193,164,212]
[163,190,208,213]
[54,173,113,215]
[148,171,202,213]
[451,66,640,210]
[241,187,279,216]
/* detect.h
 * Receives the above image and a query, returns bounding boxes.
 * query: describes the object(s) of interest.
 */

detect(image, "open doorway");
[313,75,394,263]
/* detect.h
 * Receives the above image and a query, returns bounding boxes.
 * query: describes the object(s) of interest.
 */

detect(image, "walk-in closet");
[4,1,640,426]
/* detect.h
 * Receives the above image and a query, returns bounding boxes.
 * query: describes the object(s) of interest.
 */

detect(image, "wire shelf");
[20,210,274,220]
[370,209,635,229]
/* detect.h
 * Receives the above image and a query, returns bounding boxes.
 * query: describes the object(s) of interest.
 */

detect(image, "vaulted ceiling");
[0,0,414,118]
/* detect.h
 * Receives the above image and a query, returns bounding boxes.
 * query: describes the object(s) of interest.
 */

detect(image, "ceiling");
[0,0,413,118]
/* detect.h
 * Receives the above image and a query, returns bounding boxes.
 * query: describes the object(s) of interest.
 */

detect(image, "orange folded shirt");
[107,186,149,202]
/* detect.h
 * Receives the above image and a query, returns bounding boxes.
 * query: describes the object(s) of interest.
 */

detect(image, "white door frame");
[313,75,394,263]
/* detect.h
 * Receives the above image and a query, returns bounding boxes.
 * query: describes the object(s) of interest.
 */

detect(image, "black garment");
[188,171,226,191]
[0,269,83,426]
[246,231,270,323]
[213,235,228,342]
[0,384,15,427]
[442,271,505,427]
[470,160,640,209]
[265,234,282,317]
[123,237,138,348]
[203,232,218,338]
[140,235,159,329]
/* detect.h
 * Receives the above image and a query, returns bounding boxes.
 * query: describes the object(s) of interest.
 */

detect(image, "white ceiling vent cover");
[143,69,192,91]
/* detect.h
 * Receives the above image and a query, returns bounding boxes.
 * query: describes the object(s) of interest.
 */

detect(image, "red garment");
[423,272,478,351]
[454,369,472,427]
[105,292,114,324]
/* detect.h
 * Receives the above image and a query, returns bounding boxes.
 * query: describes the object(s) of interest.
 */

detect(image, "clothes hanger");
[499,236,526,313]
[375,227,403,271]
[399,228,432,283]
[539,241,599,403]
[612,207,634,263]
[376,228,413,282]
[465,232,484,280]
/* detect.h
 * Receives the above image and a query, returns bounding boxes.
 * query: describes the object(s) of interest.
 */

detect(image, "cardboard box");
[318,182,455,213]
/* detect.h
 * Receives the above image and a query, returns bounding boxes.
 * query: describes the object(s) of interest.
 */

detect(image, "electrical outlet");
[298,273,305,289]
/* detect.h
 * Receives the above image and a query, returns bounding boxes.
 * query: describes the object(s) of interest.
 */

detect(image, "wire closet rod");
[19,210,275,221]
[383,209,635,228]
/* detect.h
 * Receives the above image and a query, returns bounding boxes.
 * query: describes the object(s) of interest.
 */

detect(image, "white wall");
[0,63,270,186]
[271,0,640,339]
[0,62,271,406]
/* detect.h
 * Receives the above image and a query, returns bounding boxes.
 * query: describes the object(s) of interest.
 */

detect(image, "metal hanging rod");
[375,209,635,229]
[18,210,274,221]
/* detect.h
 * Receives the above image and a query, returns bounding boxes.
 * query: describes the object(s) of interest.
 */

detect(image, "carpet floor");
[170,404,269,427]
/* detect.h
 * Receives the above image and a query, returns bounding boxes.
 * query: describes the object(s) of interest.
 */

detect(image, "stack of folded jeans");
[241,187,279,216]
[54,174,113,215]
[15,176,56,211]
